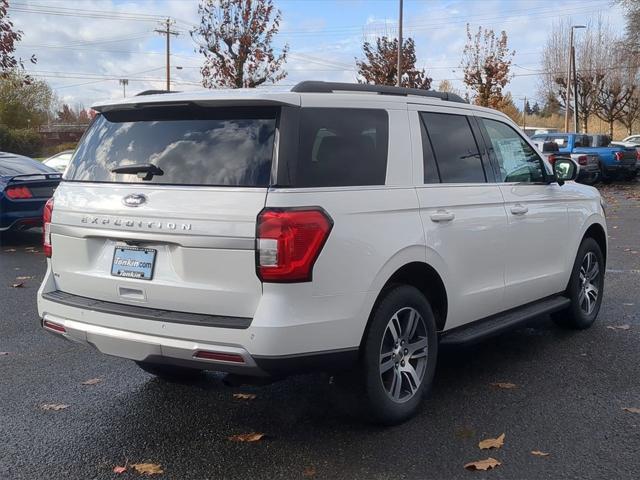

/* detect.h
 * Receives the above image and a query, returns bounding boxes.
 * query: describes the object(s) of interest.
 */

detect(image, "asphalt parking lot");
[1,182,639,480]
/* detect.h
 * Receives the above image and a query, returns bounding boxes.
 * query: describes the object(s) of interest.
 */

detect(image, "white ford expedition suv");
[38,81,607,424]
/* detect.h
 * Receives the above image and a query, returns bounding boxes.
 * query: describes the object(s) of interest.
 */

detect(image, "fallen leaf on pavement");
[479,433,505,450]
[15,276,33,280]
[233,393,257,400]
[623,407,640,414]
[131,463,163,475]
[40,403,69,411]
[228,432,265,442]
[11,282,24,288]
[0,352,9,356]
[81,378,102,385]
[531,450,550,457]
[491,382,517,389]
[4,248,16,252]
[113,466,127,474]
[464,458,501,471]
[607,324,630,330]
[302,466,317,477]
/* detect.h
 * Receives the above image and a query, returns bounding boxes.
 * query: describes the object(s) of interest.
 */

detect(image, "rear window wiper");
[111,163,164,181]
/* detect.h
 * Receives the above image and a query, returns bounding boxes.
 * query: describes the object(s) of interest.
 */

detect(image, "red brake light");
[577,155,588,166]
[43,198,54,258]
[614,151,623,162]
[193,351,245,363]
[547,154,557,166]
[256,208,333,283]
[43,319,66,333]
[5,185,33,199]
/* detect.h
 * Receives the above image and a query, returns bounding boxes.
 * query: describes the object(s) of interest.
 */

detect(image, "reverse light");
[5,185,33,199]
[256,208,333,283]
[43,198,54,258]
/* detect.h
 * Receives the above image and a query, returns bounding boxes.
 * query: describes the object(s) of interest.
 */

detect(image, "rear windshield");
[65,106,277,187]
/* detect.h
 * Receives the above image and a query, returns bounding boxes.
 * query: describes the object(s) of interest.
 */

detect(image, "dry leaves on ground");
[40,403,69,411]
[531,450,550,457]
[113,466,127,474]
[4,248,16,252]
[131,463,164,475]
[479,433,505,450]
[0,352,9,356]
[81,378,102,385]
[233,393,256,400]
[11,282,24,288]
[623,407,640,414]
[302,466,317,477]
[228,432,265,443]
[491,382,517,389]
[464,458,501,471]
[607,324,631,330]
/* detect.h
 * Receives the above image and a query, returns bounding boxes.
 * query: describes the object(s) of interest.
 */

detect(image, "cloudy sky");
[9,0,626,109]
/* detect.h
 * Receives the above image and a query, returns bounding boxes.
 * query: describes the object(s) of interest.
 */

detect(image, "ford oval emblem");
[122,194,147,207]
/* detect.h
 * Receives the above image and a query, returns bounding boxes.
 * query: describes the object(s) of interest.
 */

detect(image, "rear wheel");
[135,361,204,383]
[360,285,438,425]
[553,237,604,329]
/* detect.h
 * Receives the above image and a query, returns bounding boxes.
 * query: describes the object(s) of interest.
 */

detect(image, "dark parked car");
[0,152,62,232]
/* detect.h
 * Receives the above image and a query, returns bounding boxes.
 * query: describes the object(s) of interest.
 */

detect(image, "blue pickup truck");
[531,133,638,181]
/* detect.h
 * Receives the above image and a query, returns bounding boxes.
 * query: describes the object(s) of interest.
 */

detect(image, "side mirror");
[553,158,577,185]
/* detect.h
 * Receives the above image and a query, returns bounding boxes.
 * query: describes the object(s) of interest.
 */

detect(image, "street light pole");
[396,0,403,87]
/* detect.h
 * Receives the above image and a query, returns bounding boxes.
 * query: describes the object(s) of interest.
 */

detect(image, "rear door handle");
[430,211,455,222]
[510,204,529,215]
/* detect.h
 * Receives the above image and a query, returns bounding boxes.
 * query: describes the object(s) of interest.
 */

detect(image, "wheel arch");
[582,222,607,264]
[360,260,449,350]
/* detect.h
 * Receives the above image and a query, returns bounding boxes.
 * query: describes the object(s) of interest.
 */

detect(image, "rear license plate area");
[111,247,157,280]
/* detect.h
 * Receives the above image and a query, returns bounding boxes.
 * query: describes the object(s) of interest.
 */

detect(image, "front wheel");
[360,285,438,425]
[553,237,605,329]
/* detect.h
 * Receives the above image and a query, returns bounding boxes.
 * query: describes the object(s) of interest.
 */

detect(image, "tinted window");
[65,106,277,187]
[419,115,441,183]
[481,118,545,183]
[548,135,569,147]
[294,108,388,187]
[0,155,55,176]
[420,112,485,183]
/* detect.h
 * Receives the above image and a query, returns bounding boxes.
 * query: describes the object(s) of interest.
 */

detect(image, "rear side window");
[293,108,388,187]
[65,106,277,187]
[420,112,486,183]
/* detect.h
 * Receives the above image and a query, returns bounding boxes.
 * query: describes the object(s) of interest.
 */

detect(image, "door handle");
[430,211,455,222]
[510,204,529,215]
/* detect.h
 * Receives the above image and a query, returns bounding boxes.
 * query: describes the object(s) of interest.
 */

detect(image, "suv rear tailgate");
[50,183,265,318]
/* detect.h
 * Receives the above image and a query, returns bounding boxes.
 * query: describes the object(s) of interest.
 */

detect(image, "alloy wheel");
[378,307,428,403]
[578,251,600,315]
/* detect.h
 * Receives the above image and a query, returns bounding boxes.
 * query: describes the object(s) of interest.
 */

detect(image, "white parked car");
[42,150,74,173]
[38,82,607,424]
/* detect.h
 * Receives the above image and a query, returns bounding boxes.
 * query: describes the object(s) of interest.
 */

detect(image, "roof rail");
[135,89,178,96]
[291,81,467,104]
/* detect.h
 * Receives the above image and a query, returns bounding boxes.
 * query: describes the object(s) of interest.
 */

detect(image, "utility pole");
[396,0,403,87]
[155,18,179,92]
[564,25,586,133]
[572,44,579,132]
[119,79,129,98]
[522,96,527,131]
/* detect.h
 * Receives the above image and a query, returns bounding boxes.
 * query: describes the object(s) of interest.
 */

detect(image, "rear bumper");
[0,197,47,230]
[602,162,638,174]
[37,268,367,377]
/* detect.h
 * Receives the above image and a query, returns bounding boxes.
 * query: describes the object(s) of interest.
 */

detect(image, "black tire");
[552,237,605,329]
[360,285,438,425]
[135,361,204,382]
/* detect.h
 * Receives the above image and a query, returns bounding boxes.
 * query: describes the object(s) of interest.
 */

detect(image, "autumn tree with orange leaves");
[356,37,432,89]
[460,24,514,108]
[191,0,288,89]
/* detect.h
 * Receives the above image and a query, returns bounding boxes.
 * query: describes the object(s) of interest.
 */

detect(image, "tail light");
[577,155,588,166]
[547,154,557,166]
[194,351,245,363]
[43,319,66,333]
[256,208,333,283]
[636,150,640,162]
[43,198,54,258]
[614,151,623,162]
[5,185,33,199]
